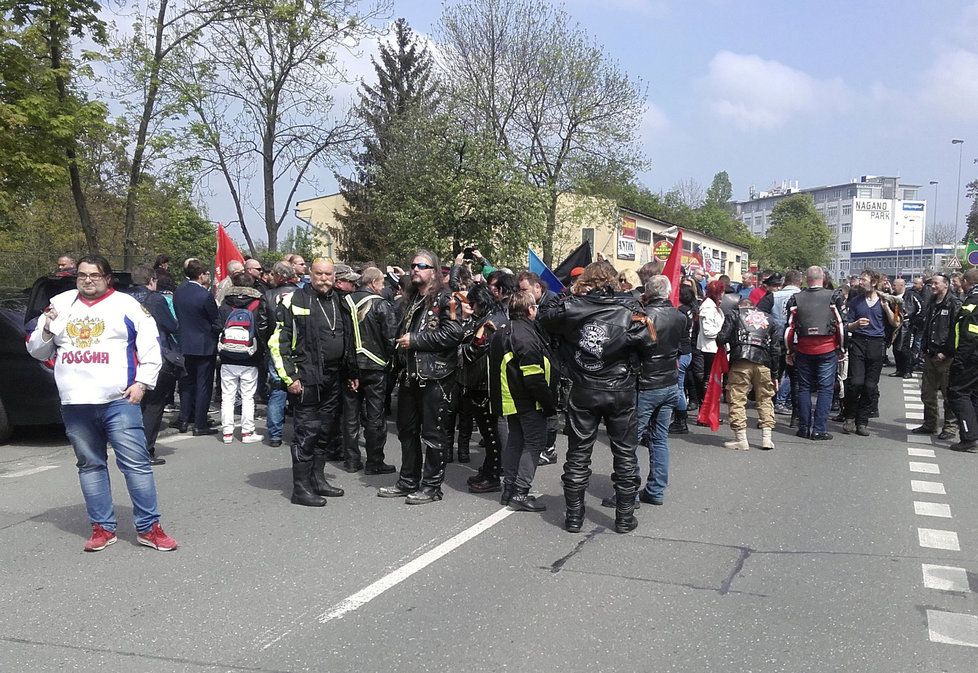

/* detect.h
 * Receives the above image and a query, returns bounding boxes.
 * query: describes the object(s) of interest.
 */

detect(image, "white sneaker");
[242,433,264,444]
[222,434,233,444]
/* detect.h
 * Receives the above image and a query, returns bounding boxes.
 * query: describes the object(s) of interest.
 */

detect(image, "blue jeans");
[61,399,161,533]
[676,354,691,412]
[795,352,838,434]
[266,357,286,441]
[636,386,678,500]
[774,372,791,406]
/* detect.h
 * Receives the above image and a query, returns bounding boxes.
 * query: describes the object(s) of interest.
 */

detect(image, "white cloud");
[641,102,669,138]
[920,48,978,120]
[701,51,849,130]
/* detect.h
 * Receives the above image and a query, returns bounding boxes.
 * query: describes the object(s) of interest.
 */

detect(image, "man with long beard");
[378,250,464,505]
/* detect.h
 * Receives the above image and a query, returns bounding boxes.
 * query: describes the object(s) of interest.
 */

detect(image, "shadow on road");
[246,467,292,501]
[31,502,134,540]
[6,424,67,448]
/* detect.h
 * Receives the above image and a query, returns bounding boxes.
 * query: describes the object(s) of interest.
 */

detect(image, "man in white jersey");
[27,256,178,553]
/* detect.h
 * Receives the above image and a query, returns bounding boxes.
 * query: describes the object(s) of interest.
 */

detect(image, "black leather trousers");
[291,368,342,465]
[395,376,455,492]
[562,386,641,497]
[341,369,388,467]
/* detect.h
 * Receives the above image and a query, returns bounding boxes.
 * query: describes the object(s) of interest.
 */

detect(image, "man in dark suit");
[174,259,221,435]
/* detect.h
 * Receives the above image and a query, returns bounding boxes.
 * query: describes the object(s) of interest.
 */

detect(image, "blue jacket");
[174,280,221,356]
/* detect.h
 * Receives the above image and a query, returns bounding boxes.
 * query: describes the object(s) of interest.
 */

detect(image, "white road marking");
[906,412,925,420]
[906,423,924,431]
[914,501,952,518]
[908,435,936,446]
[905,403,925,410]
[922,564,970,592]
[918,528,960,551]
[911,480,946,494]
[903,396,919,403]
[927,610,978,647]
[314,507,516,625]
[909,461,940,474]
[908,447,936,457]
[1,465,59,479]
[158,434,194,443]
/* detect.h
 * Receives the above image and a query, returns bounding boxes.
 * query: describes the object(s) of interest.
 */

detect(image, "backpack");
[219,299,260,356]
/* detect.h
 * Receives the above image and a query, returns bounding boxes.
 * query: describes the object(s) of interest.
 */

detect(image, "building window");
[636,227,651,244]
[841,241,851,252]
[842,224,851,234]
[857,188,873,198]
[842,204,852,216]
[903,189,918,200]
[582,228,595,249]
[827,205,838,220]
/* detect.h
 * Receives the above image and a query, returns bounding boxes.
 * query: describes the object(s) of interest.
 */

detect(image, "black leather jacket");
[719,304,780,370]
[953,288,978,365]
[638,297,685,390]
[397,288,464,381]
[458,308,509,390]
[538,286,656,392]
[923,291,962,358]
[345,289,397,372]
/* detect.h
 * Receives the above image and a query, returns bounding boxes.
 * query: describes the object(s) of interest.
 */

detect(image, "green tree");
[760,194,831,269]
[440,0,647,265]
[335,17,440,262]
[963,178,978,245]
[177,0,387,252]
[2,0,109,253]
[705,171,733,208]
[367,112,546,267]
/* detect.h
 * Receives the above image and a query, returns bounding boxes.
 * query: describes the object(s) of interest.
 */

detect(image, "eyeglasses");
[77,273,105,282]
[411,263,434,270]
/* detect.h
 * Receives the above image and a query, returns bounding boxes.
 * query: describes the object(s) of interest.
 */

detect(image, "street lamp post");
[953,139,965,241]
[926,180,938,275]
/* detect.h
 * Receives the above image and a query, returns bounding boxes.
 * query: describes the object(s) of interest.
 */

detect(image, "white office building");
[733,176,949,278]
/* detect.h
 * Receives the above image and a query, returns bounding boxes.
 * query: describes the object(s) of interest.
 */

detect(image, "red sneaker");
[83,524,117,552]
[137,522,178,551]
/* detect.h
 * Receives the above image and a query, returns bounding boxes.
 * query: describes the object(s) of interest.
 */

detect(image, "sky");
[174,0,978,242]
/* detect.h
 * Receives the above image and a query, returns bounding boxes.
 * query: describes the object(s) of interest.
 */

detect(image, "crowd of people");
[28,249,978,550]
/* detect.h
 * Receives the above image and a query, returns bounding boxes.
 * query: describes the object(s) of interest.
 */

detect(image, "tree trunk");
[122,0,168,271]
[50,20,98,255]
[543,192,558,266]
[263,127,277,251]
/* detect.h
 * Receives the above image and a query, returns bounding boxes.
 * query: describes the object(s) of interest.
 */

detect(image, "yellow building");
[294,193,345,260]
[550,194,749,281]
[295,191,749,281]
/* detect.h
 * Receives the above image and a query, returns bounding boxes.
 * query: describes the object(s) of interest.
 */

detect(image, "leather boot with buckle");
[509,486,546,512]
[405,487,443,505]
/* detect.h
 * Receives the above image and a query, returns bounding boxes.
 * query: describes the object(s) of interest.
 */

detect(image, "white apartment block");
[733,175,947,278]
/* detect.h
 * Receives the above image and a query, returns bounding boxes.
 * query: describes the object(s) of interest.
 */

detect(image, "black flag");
[553,240,593,287]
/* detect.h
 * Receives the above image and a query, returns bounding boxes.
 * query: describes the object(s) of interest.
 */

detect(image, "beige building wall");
[294,193,345,260]
[549,193,748,282]
[296,191,748,280]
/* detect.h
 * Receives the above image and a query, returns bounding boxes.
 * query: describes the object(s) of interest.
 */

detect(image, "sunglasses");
[411,263,434,270]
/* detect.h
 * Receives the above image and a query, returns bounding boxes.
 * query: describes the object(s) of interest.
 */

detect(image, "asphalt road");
[1,372,976,672]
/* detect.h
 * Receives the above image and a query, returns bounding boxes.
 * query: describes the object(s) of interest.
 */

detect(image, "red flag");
[696,347,729,431]
[662,229,684,307]
[214,224,245,284]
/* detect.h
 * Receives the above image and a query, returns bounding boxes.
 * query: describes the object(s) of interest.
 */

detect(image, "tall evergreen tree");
[335,18,439,263]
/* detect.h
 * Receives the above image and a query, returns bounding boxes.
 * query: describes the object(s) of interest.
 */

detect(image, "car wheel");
[0,398,10,445]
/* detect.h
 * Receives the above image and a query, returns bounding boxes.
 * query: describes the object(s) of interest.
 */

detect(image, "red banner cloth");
[697,347,729,431]
[214,224,245,284]
[662,230,684,307]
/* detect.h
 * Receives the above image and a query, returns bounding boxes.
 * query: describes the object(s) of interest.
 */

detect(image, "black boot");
[614,491,638,534]
[564,488,585,533]
[311,455,344,497]
[500,481,515,506]
[669,410,689,435]
[509,486,546,512]
[457,446,470,463]
[445,447,454,464]
[291,462,327,507]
